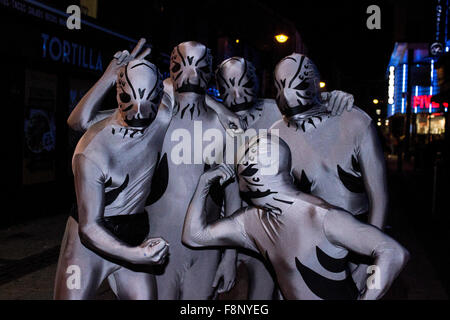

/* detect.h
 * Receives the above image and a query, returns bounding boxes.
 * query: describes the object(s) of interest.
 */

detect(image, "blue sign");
[41,33,103,72]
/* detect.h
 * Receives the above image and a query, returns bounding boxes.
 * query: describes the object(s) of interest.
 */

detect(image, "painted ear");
[146,153,169,206]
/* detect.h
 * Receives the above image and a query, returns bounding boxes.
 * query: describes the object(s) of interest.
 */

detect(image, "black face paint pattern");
[124,117,153,128]
[240,163,259,177]
[170,43,212,96]
[215,57,258,110]
[112,127,145,138]
[229,101,255,113]
[176,82,205,95]
[238,163,278,203]
[274,53,323,121]
[119,92,131,103]
[117,60,163,124]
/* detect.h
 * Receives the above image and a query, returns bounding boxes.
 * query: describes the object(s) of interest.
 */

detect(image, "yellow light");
[235,39,240,44]
[373,99,379,105]
[275,34,289,43]
[319,82,326,88]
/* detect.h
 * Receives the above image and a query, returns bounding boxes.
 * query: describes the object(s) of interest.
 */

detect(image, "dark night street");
[1,0,449,304]
[1,157,448,300]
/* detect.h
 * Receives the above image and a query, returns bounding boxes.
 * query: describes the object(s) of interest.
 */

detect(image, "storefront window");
[416,113,446,135]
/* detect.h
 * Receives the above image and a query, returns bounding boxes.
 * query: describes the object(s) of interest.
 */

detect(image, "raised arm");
[73,153,169,265]
[68,38,151,132]
[183,164,255,251]
[358,122,389,229]
[323,209,409,300]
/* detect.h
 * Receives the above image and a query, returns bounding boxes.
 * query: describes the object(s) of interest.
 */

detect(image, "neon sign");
[41,33,103,72]
[413,95,448,109]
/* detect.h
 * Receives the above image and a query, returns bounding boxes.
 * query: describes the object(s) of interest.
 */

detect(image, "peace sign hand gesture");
[101,38,152,86]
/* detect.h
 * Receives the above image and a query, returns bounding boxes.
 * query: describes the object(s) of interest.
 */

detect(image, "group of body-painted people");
[54,38,408,300]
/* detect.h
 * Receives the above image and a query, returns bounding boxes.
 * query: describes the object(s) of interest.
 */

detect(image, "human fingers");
[136,47,151,60]
[113,51,122,59]
[117,50,130,64]
[130,38,146,58]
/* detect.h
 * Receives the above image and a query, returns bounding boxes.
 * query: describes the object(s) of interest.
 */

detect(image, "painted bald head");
[116,59,163,127]
[237,134,293,214]
[215,57,258,112]
[274,53,321,119]
[170,41,212,95]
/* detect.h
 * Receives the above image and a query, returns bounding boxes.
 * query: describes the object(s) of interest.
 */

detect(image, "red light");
[412,95,443,109]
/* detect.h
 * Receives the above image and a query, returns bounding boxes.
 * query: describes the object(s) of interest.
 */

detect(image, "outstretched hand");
[102,38,152,86]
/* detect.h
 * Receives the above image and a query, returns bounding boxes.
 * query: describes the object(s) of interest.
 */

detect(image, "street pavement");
[0,212,448,300]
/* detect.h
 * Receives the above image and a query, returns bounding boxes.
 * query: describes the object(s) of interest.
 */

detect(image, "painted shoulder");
[342,106,373,128]
[73,114,113,163]
[269,118,286,131]
[259,98,280,114]
[258,98,277,107]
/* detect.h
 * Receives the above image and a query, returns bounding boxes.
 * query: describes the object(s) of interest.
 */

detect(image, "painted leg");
[180,250,221,300]
[110,266,157,300]
[155,263,182,300]
[54,217,113,300]
[244,254,276,300]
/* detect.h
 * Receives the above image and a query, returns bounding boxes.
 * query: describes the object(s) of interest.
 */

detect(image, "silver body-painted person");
[212,56,355,299]
[182,135,409,300]
[54,42,171,300]
[270,53,389,290]
[143,41,241,299]
[62,39,244,299]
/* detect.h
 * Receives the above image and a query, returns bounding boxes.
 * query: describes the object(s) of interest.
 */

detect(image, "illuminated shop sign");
[388,66,395,116]
[41,33,103,71]
[412,95,448,109]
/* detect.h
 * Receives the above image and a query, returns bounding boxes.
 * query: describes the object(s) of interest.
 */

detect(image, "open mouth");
[125,117,153,127]
[176,82,205,95]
